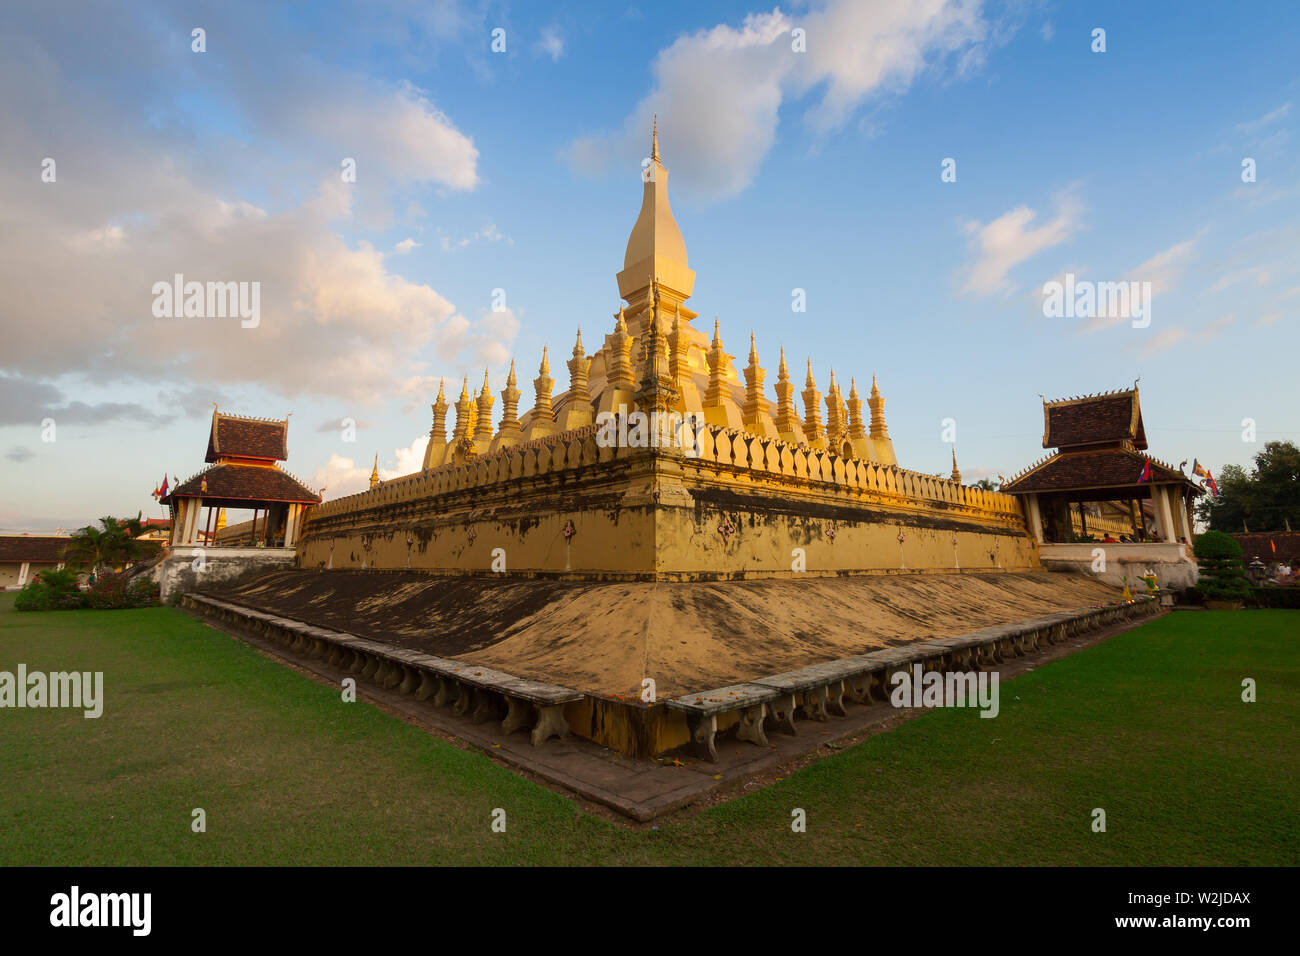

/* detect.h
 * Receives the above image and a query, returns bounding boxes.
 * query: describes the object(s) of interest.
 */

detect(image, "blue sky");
[1,0,1297,529]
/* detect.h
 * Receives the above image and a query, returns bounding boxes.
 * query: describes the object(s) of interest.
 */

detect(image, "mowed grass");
[0,592,1296,866]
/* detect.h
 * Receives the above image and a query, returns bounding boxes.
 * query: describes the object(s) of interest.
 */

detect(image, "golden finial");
[369,453,380,490]
[436,378,445,402]
[459,376,469,400]
[506,359,516,386]
[749,331,759,364]
[480,368,491,397]
[712,317,721,346]
[573,328,584,354]
[539,345,550,375]
[651,113,659,162]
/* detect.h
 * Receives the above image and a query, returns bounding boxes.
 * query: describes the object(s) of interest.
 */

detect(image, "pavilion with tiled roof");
[1003,387,1202,544]
[162,410,320,548]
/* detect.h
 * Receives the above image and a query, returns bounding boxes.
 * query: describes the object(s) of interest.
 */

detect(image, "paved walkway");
[194,610,1161,822]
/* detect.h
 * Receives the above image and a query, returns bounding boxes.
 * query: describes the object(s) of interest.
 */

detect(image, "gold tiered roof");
[422,121,899,471]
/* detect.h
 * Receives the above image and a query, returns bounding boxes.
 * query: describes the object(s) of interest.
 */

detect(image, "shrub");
[1252,586,1300,609]
[1193,531,1252,602]
[14,567,85,612]
[83,571,160,609]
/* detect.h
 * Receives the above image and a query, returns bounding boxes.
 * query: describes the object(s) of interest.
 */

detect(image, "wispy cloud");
[960,190,1082,296]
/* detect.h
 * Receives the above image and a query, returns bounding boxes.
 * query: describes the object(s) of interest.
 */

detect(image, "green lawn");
[1,592,1296,865]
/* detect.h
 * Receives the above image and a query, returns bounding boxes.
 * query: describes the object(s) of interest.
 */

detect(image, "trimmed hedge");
[15,569,159,612]
[1193,531,1252,601]
[1252,586,1300,609]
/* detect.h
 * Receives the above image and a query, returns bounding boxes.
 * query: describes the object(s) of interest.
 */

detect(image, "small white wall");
[1039,541,1199,590]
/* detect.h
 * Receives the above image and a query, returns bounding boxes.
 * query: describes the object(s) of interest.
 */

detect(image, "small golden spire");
[369,453,380,490]
[651,113,659,162]
[749,331,759,364]
[539,345,550,375]
[712,317,721,347]
[436,378,445,402]
[506,358,517,386]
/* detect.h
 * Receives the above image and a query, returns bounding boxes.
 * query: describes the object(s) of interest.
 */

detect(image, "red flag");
[159,475,170,498]
[1137,459,1153,483]
[1206,471,1219,497]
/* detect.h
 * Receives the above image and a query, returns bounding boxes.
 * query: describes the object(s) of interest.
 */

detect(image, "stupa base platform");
[181,585,1161,819]
[184,569,1151,758]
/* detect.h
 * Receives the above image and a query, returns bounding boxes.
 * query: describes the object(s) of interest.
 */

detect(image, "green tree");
[1192,530,1252,602]
[61,513,148,574]
[1197,441,1300,533]
[974,478,1000,491]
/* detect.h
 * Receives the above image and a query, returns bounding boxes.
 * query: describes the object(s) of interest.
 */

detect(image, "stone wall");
[159,547,298,602]
[298,423,1036,579]
[1038,541,1199,590]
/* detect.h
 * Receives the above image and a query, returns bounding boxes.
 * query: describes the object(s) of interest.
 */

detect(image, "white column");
[1027,494,1044,543]
[184,498,203,545]
[18,562,30,586]
[284,504,301,548]
[1175,490,1192,544]
[1155,486,1176,542]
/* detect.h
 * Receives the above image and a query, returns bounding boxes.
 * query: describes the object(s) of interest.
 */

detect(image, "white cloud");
[567,0,990,199]
[1194,313,1235,343]
[538,26,565,62]
[1041,22,1054,42]
[1236,102,1291,136]
[394,238,422,254]
[1137,328,1186,357]
[960,191,1082,296]
[311,435,431,499]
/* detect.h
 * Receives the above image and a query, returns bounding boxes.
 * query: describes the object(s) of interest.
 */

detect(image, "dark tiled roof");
[1231,532,1300,563]
[0,535,70,562]
[1004,449,1194,493]
[206,412,289,462]
[1042,389,1146,450]
[165,463,320,504]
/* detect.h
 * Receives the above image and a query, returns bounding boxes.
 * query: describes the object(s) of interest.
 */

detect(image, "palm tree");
[974,478,1000,491]
[62,513,148,573]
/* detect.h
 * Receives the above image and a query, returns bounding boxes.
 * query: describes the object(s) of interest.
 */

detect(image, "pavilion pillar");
[185,498,204,545]
[284,504,302,548]
[1027,494,1044,543]
[1154,486,1176,543]
[1175,489,1194,544]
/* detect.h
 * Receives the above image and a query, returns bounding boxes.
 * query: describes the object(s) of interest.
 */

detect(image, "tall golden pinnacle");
[774,346,799,434]
[606,306,635,391]
[847,377,866,439]
[369,453,380,490]
[533,346,555,421]
[802,359,824,446]
[669,305,687,383]
[951,447,962,483]
[704,318,730,408]
[430,378,448,443]
[474,369,494,442]
[498,360,522,438]
[825,369,844,440]
[567,329,591,404]
[869,374,889,440]
[451,376,473,443]
[618,115,694,315]
[742,332,766,427]
[635,306,677,414]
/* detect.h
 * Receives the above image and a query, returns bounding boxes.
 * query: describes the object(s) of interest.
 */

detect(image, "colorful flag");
[1137,459,1153,483]
[1271,540,1277,554]
[1192,459,1206,478]
[159,475,169,498]
[1206,471,1219,497]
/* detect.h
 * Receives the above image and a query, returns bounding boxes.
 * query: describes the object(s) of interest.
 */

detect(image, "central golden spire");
[618,117,695,323]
